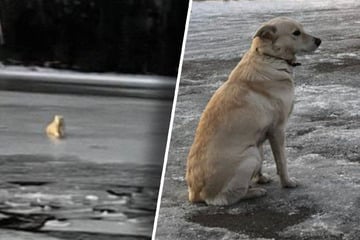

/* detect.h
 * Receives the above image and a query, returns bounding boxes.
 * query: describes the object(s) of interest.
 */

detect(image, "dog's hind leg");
[205,147,266,206]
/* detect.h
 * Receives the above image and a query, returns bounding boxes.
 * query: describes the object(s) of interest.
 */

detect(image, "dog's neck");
[256,52,299,75]
[251,42,301,68]
[229,49,297,82]
[262,52,301,67]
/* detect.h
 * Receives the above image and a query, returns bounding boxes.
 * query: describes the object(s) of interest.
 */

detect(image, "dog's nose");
[314,37,321,46]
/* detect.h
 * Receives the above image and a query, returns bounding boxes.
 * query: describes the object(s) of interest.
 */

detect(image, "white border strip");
[151,0,193,239]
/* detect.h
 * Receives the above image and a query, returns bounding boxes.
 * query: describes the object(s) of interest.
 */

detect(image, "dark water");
[0,154,159,239]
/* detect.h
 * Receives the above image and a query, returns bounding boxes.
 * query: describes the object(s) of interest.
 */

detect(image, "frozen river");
[156,0,360,240]
[0,91,171,164]
[0,91,172,239]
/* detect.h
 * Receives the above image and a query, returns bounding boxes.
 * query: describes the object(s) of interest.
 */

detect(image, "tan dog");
[46,115,65,139]
[186,17,321,206]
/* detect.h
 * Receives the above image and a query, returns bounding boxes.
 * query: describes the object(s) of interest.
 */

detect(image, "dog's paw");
[253,188,267,197]
[255,173,272,184]
[281,178,298,188]
[243,187,267,200]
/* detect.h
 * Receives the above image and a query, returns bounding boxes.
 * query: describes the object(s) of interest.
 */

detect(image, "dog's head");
[54,115,64,125]
[252,17,321,63]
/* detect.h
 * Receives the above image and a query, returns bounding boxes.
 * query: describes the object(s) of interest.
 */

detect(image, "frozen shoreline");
[0,65,176,99]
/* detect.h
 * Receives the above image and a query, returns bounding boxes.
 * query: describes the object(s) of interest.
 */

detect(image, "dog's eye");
[293,30,301,36]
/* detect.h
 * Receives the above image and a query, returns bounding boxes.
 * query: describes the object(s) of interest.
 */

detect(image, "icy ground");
[155,0,360,239]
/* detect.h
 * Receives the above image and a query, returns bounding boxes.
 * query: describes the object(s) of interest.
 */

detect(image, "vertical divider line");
[151,0,193,239]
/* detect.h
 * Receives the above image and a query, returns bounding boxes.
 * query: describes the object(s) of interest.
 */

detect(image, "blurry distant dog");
[186,17,321,206]
[46,115,65,139]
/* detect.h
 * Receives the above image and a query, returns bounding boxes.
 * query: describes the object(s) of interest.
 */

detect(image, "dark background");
[0,0,189,76]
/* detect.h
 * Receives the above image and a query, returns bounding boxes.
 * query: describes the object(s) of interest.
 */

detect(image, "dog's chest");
[270,83,295,119]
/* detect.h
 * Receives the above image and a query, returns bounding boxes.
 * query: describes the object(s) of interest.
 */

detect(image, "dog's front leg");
[254,144,271,184]
[268,128,297,188]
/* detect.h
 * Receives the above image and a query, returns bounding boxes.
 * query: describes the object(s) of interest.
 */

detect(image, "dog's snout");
[314,37,321,46]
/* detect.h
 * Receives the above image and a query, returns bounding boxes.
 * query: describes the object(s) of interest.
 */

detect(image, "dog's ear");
[253,25,277,41]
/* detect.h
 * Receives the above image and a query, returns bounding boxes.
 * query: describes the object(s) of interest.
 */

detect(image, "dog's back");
[186,52,290,204]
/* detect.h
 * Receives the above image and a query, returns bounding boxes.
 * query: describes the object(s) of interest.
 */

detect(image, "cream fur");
[46,115,65,139]
[186,17,321,206]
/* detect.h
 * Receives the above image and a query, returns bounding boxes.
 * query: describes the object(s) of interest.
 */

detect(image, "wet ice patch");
[294,154,326,165]
[188,207,315,240]
[336,52,358,58]
[281,213,344,240]
[171,175,185,182]
[42,219,152,237]
[0,230,64,240]
[85,195,99,201]
[305,128,360,144]
[291,126,360,164]
[295,84,360,119]
[13,192,72,201]
[314,51,360,62]
[44,220,71,228]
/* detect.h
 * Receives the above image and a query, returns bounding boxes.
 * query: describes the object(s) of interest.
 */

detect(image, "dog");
[186,17,321,206]
[46,115,65,139]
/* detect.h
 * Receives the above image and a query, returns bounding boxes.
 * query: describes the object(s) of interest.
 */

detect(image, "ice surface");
[156,1,360,239]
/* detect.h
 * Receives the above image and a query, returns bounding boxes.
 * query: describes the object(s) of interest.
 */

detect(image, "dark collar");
[288,61,301,67]
[261,52,301,67]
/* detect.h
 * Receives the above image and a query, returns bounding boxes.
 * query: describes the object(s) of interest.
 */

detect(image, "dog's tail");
[186,155,206,203]
[188,187,204,203]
